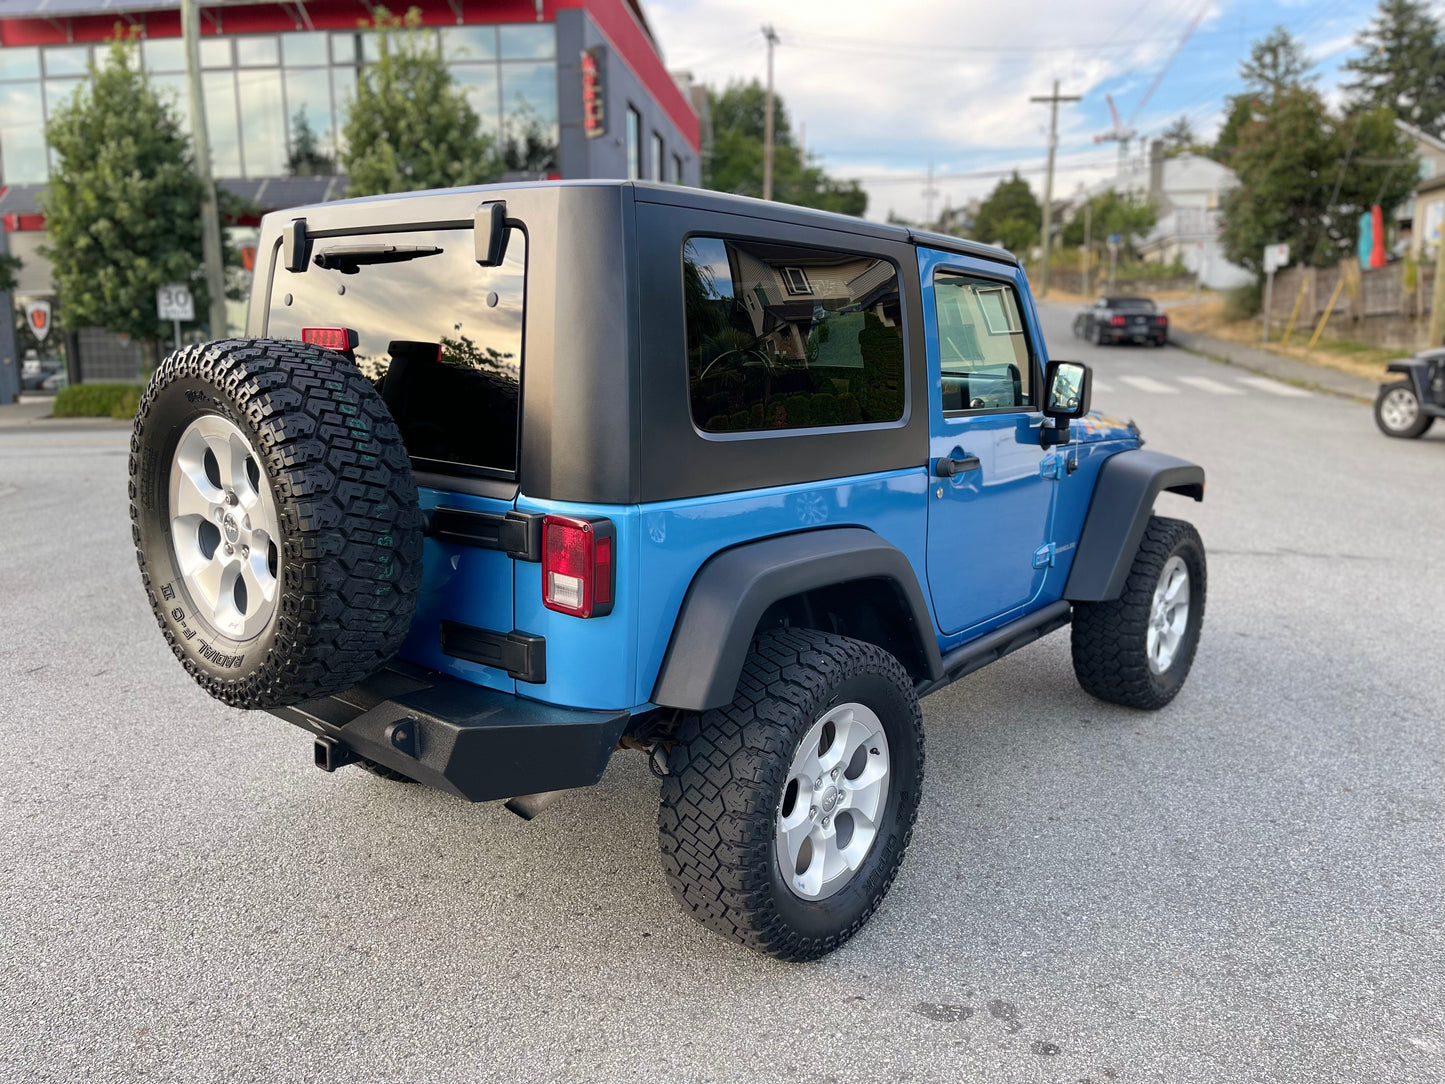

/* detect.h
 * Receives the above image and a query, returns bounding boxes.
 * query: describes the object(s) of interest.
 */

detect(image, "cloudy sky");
[644,0,1415,222]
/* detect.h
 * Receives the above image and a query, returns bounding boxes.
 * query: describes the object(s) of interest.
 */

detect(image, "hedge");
[51,383,143,420]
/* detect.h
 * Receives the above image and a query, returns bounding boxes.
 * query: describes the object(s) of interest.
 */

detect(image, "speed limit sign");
[156,283,195,322]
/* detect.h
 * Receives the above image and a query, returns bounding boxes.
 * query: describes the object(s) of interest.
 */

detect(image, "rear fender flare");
[1064,449,1205,602]
[651,528,943,712]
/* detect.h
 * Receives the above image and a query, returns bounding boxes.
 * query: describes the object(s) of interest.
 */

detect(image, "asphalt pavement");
[2,302,1443,1083]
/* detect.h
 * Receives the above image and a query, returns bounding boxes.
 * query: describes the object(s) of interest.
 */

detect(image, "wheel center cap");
[822,785,839,812]
[222,515,239,544]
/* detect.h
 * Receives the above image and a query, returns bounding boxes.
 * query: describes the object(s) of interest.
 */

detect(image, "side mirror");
[1041,360,1092,447]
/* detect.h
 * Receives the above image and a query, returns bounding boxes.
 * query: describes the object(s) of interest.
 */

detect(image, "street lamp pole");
[181,0,229,340]
[761,25,779,201]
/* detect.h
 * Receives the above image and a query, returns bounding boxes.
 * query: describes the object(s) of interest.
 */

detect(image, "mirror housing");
[1040,360,1092,447]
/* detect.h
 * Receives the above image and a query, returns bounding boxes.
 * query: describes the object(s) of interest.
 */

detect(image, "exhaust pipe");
[504,791,565,820]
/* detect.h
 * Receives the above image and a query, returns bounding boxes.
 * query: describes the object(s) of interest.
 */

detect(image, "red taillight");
[1156,315,1169,325]
[301,326,358,352]
[1109,315,1126,326]
[543,515,615,618]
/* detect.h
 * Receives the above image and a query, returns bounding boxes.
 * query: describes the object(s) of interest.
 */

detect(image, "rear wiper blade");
[313,244,443,273]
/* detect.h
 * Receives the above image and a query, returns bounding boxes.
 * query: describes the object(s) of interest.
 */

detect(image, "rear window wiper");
[312,244,443,274]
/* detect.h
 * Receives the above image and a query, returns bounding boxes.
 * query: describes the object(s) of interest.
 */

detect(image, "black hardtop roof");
[274,179,1020,268]
[1103,295,1157,306]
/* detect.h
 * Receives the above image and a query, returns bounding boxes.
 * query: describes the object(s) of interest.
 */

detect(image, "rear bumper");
[269,661,630,802]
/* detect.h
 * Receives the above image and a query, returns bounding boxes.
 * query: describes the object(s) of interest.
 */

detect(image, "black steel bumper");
[268,661,631,802]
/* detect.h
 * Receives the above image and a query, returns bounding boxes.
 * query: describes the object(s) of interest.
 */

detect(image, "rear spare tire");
[129,339,423,708]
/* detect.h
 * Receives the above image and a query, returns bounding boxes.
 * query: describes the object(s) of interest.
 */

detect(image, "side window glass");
[933,270,1032,412]
[683,236,905,433]
[267,227,525,475]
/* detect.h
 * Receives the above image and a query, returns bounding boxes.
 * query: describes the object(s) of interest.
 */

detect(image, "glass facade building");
[0,22,562,185]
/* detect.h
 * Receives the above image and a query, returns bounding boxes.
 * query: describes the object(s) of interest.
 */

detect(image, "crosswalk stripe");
[1091,378,1114,392]
[1118,375,1178,394]
[1235,375,1313,397]
[1176,375,1245,395]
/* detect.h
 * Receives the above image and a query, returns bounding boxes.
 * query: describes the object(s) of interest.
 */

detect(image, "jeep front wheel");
[1374,381,1433,438]
[658,629,924,961]
[1071,516,1206,710]
[129,339,423,708]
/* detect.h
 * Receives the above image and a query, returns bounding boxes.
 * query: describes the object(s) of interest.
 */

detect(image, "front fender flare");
[1064,449,1205,602]
[651,528,943,712]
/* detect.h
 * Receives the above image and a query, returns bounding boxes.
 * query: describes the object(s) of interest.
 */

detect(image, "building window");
[650,132,663,180]
[683,236,906,434]
[626,106,641,180]
[671,153,683,185]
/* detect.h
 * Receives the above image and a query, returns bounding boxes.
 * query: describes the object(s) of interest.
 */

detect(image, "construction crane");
[1092,1,1209,176]
[1093,94,1136,176]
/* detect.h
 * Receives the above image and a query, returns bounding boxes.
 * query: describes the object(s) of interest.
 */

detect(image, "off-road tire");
[658,629,924,962]
[129,338,423,708]
[1071,516,1206,710]
[1374,380,1433,438]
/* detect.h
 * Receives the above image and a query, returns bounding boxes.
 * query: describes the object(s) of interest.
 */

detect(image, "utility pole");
[182,0,229,339]
[761,25,779,201]
[1082,196,1092,295]
[922,161,938,229]
[1030,80,1081,297]
[1430,228,1445,347]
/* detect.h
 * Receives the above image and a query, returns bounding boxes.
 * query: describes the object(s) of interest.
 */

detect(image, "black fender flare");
[1386,359,1430,401]
[1063,449,1205,602]
[651,528,943,712]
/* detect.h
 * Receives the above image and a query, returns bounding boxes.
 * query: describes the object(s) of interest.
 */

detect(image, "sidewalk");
[1168,328,1379,403]
[0,395,130,430]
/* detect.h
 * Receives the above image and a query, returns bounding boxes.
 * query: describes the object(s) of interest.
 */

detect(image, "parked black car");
[1073,296,1169,347]
[1375,348,1445,438]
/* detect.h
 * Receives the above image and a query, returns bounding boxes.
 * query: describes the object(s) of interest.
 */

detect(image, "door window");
[934,271,1033,412]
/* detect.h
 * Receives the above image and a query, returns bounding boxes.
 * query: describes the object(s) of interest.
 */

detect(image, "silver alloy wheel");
[168,415,282,642]
[1379,386,1420,432]
[776,701,891,901]
[1147,555,1190,675]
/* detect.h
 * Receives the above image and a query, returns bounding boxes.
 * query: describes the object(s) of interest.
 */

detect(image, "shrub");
[782,395,812,428]
[52,382,143,419]
[730,410,751,430]
[810,393,841,426]
[838,394,862,424]
[1223,281,1262,321]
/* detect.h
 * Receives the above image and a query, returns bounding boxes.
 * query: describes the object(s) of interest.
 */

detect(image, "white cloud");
[648,0,1380,222]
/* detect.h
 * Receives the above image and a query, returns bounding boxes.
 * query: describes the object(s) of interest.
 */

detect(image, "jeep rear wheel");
[129,339,423,708]
[658,629,923,961]
[1071,516,1206,710]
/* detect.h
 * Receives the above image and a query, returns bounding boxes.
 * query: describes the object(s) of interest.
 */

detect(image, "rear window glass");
[267,226,525,476]
[1108,297,1156,311]
[683,236,905,433]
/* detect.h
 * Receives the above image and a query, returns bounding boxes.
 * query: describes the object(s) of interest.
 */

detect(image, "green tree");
[287,110,334,175]
[43,37,220,345]
[1239,26,1314,103]
[970,173,1040,254]
[1221,92,1416,274]
[703,81,866,216]
[341,7,502,196]
[1344,0,1445,131]
[1060,188,1157,248]
[501,99,559,174]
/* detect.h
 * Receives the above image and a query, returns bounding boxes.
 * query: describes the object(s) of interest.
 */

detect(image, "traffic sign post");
[156,284,195,352]
[1261,244,1290,343]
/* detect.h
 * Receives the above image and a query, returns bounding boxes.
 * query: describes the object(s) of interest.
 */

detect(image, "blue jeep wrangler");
[129,181,1206,961]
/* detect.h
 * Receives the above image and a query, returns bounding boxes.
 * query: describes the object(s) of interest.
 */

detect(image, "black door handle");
[936,455,981,477]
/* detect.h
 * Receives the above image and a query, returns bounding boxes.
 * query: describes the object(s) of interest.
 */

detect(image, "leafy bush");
[838,394,862,424]
[783,395,812,428]
[1223,281,1263,320]
[52,383,142,419]
[810,393,841,426]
